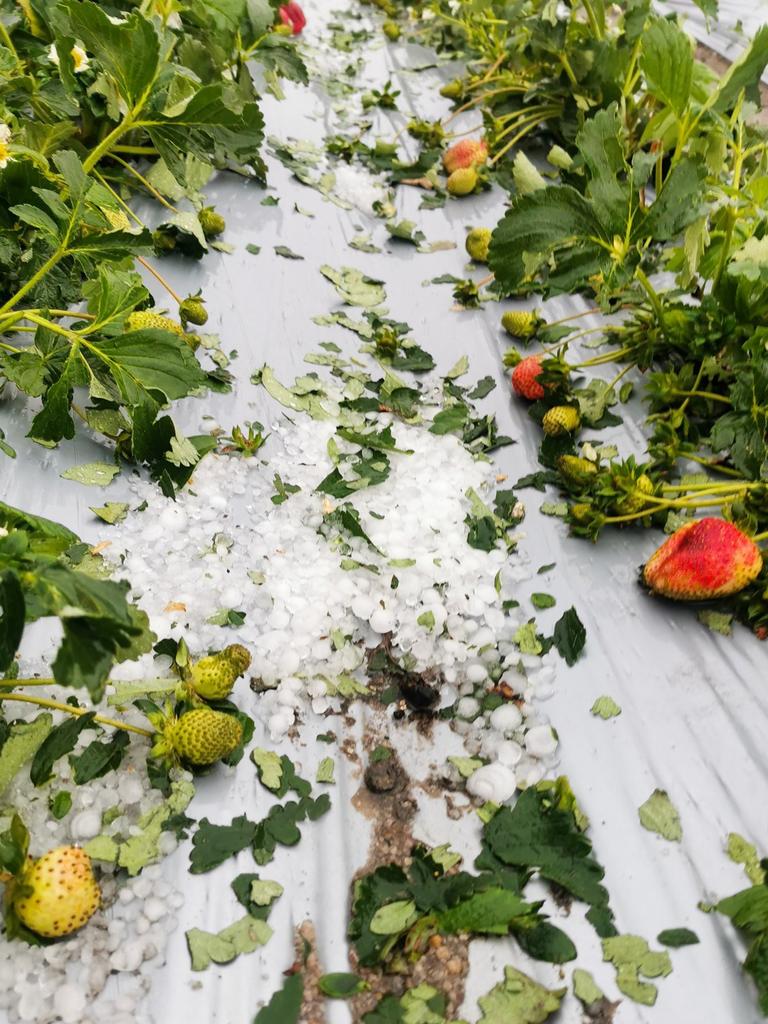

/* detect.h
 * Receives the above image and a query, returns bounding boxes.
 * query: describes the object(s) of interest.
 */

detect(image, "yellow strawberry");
[446,167,477,196]
[542,406,580,436]
[190,644,252,700]
[14,846,100,939]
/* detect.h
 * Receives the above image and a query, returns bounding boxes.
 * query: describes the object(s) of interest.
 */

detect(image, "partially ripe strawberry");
[511,355,544,400]
[278,1,306,34]
[443,139,488,175]
[643,518,763,600]
[14,847,100,939]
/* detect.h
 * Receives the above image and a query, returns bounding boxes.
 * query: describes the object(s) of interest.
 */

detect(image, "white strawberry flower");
[0,123,12,170]
[48,43,90,73]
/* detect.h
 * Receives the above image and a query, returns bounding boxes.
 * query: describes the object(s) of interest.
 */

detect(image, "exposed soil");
[346,728,470,1022]
[295,921,326,1024]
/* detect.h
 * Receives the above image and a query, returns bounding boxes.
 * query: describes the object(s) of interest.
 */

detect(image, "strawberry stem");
[136,257,183,306]
[668,389,731,405]
[0,693,153,737]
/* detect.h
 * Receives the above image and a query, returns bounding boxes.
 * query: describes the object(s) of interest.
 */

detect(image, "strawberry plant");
[0,0,307,679]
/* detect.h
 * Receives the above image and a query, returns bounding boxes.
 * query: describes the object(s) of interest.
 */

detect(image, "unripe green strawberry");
[167,709,242,766]
[14,846,100,939]
[127,310,186,338]
[614,473,654,514]
[198,207,226,239]
[180,295,208,327]
[190,644,251,700]
[466,227,492,263]
[152,227,177,253]
[643,518,763,600]
[542,405,580,436]
[440,79,464,100]
[501,310,541,339]
[558,454,598,488]
[446,166,477,196]
[382,19,400,39]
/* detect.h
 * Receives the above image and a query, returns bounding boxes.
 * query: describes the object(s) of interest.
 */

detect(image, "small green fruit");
[198,207,226,239]
[180,295,208,327]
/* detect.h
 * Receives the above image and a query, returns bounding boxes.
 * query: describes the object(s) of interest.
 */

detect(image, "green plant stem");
[545,307,604,328]
[0,22,24,75]
[108,156,180,214]
[0,245,68,317]
[661,480,755,493]
[82,116,136,173]
[111,145,159,156]
[669,389,731,405]
[0,693,153,737]
[490,111,558,165]
[684,453,742,478]
[0,678,55,687]
[605,363,633,390]
[573,346,633,368]
[603,494,738,524]
[634,268,667,331]
[137,256,183,305]
[752,530,768,542]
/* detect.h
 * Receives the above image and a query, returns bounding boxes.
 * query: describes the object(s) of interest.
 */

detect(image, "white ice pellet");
[467,763,517,804]
[489,703,523,733]
[495,740,523,767]
[456,697,480,719]
[143,898,167,923]
[524,726,558,758]
[53,984,87,1023]
[465,663,488,684]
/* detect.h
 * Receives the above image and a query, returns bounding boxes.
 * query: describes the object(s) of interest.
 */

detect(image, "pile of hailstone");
[106,396,562,800]
[0,723,184,1024]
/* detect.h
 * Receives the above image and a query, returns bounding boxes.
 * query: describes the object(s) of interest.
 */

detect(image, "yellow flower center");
[72,47,86,70]
[0,141,9,164]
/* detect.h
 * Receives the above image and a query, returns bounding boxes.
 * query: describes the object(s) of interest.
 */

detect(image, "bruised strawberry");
[443,138,488,175]
[642,518,763,600]
[278,1,306,34]
[511,355,544,400]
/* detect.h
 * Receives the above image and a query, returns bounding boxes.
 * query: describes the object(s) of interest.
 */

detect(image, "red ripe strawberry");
[511,356,544,400]
[442,138,488,175]
[279,1,306,33]
[642,518,763,601]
